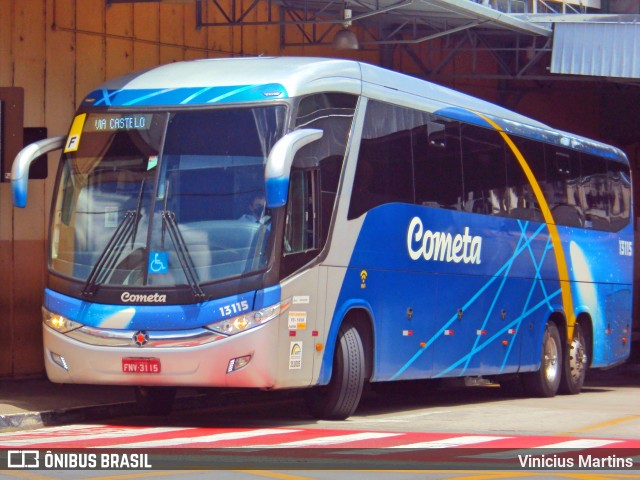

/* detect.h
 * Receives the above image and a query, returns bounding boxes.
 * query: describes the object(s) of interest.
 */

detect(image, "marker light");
[227,355,252,373]
[207,299,290,336]
[50,351,69,371]
[42,308,83,333]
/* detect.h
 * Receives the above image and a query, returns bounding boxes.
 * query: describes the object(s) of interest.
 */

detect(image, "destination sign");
[86,114,153,132]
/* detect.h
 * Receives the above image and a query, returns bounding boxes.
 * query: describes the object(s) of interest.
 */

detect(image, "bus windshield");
[50,106,287,293]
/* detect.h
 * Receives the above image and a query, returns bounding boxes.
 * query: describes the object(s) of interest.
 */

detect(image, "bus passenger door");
[276,168,324,388]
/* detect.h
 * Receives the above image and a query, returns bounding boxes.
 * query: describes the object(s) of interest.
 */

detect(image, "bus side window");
[319,155,342,246]
[280,167,321,278]
[608,160,631,232]
[284,169,319,255]
[580,153,609,230]
[546,146,584,227]
[507,136,546,222]
[348,101,414,219]
[460,124,507,216]
[413,117,463,210]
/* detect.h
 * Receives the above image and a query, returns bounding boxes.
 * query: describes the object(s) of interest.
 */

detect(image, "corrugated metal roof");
[550,22,640,78]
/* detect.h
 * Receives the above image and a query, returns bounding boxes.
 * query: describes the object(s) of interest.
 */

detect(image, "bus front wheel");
[305,323,365,420]
[559,323,588,395]
[522,322,562,397]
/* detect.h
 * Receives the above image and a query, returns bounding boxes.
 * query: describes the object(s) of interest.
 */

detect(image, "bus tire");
[135,386,177,416]
[559,323,587,395]
[306,324,365,420]
[522,322,562,398]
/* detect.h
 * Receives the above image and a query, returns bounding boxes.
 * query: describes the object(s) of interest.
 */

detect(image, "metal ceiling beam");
[197,0,416,27]
[191,0,638,85]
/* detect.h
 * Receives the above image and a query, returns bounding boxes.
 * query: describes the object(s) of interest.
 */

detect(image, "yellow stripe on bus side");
[474,112,575,342]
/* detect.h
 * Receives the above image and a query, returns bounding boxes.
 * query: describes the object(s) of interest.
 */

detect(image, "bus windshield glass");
[50,106,287,291]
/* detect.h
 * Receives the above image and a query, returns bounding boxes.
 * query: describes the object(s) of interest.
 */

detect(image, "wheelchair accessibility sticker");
[148,252,169,274]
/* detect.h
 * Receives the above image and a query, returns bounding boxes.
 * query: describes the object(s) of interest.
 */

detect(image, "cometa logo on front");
[406,217,482,264]
[121,292,167,303]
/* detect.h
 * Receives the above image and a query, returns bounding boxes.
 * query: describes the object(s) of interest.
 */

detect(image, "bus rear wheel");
[305,324,365,420]
[522,322,562,397]
[559,323,588,395]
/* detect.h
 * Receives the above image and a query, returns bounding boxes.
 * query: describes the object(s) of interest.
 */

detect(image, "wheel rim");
[543,330,560,384]
[568,333,587,382]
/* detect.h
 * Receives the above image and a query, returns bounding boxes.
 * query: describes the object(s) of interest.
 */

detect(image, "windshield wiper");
[161,210,205,300]
[81,179,146,297]
[81,210,140,297]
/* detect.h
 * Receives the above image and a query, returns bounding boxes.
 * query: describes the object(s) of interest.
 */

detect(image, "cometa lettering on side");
[407,217,482,264]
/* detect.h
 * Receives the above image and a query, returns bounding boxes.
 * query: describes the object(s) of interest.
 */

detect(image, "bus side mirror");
[12,136,65,207]
[265,128,323,208]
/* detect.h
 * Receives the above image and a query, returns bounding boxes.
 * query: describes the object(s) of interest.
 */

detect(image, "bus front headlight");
[206,299,290,336]
[43,307,83,333]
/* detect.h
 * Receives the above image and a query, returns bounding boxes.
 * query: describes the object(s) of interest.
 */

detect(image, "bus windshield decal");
[407,217,482,265]
[64,113,87,153]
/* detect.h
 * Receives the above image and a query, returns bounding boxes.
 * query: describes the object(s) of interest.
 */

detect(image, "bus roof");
[82,56,627,163]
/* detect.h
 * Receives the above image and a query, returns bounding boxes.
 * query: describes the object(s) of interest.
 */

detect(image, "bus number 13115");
[219,300,250,317]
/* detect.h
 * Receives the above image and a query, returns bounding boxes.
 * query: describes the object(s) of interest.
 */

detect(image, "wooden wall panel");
[184,1,208,57]
[76,2,105,100]
[13,0,46,127]
[47,0,76,135]
[0,235,14,376]
[106,1,133,79]
[106,38,134,80]
[77,0,103,33]
[76,33,105,100]
[0,1,13,85]
[205,2,236,56]
[133,2,160,70]
[0,185,14,376]
[45,0,76,237]
[133,42,161,72]
[10,0,47,376]
[159,3,185,64]
[52,0,75,29]
[133,2,159,42]
[0,0,15,377]
[254,1,280,56]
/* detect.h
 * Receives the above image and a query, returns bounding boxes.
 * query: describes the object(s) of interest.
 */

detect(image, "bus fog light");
[50,351,69,371]
[227,355,252,373]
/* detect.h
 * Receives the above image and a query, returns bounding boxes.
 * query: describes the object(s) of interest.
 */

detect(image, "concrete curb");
[0,400,139,432]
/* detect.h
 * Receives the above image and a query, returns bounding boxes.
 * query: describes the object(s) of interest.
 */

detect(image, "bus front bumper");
[43,320,280,389]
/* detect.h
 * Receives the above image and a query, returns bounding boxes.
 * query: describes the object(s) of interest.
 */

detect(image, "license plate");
[122,357,161,374]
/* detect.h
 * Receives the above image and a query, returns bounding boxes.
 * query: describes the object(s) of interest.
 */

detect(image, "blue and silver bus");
[12,57,633,419]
